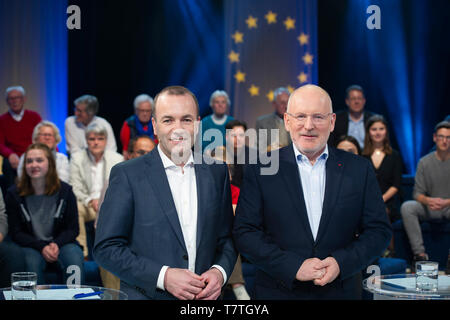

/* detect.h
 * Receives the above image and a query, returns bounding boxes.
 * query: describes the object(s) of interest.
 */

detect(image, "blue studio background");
[0,0,449,174]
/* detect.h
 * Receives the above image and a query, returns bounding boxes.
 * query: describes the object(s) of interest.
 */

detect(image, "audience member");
[224,120,257,188]
[233,84,391,300]
[201,90,235,153]
[329,85,376,149]
[0,190,26,287]
[401,121,450,264]
[336,135,361,155]
[17,121,70,183]
[120,94,155,159]
[5,143,84,285]
[0,86,42,187]
[93,85,237,300]
[362,115,403,256]
[70,123,123,258]
[65,94,117,156]
[255,87,291,151]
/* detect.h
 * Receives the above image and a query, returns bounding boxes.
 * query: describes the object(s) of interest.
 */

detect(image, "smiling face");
[152,92,199,164]
[368,121,387,145]
[284,85,335,161]
[25,149,49,180]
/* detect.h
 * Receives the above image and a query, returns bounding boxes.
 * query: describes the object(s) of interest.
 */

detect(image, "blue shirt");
[347,114,365,149]
[293,144,329,240]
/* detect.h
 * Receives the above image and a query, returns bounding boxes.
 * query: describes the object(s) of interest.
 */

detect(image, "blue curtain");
[0,0,68,153]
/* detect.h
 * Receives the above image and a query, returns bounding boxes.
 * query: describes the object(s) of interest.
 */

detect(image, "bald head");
[287,84,333,114]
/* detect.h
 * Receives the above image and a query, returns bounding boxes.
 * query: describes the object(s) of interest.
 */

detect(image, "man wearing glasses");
[328,85,376,149]
[401,121,450,265]
[0,86,42,188]
[233,84,391,299]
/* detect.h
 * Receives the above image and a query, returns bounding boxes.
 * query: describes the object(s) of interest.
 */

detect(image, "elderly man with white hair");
[70,123,123,257]
[65,94,117,156]
[17,120,70,183]
[0,86,42,187]
[119,94,155,159]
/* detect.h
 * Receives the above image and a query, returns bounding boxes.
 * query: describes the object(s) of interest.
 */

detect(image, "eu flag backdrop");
[225,0,318,129]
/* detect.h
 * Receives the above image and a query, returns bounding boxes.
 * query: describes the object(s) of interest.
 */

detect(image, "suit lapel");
[279,147,315,244]
[194,163,210,250]
[143,151,187,251]
[315,148,344,245]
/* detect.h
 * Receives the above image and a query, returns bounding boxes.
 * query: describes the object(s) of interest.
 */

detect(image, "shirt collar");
[293,143,329,164]
[158,144,194,169]
[348,113,364,123]
[9,108,25,121]
[87,149,104,164]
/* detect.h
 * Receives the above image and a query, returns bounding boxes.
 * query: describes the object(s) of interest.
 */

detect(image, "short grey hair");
[74,94,99,115]
[32,120,62,145]
[133,94,154,110]
[5,86,26,98]
[273,87,290,102]
[85,123,108,140]
[209,90,231,107]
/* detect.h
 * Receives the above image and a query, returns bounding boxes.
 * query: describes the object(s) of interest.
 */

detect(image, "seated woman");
[362,115,403,256]
[5,143,84,285]
[336,135,361,155]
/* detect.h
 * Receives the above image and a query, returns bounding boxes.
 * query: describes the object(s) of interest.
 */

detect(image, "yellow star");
[302,53,314,65]
[234,70,246,83]
[232,31,244,44]
[298,72,308,84]
[246,15,258,29]
[265,11,277,24]
[283,17,295,30]
[287,85,295,94]
[297,33,309,45]
[248,85,260,96]
[228,50,240,63]
[266,90,274,102]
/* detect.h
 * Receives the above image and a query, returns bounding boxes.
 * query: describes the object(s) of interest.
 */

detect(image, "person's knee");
[400,200,422,218]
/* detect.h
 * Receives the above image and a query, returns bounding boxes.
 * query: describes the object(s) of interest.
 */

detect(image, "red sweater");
[0,110,42,157]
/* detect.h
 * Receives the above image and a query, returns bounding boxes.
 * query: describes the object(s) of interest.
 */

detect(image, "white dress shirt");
[293,144,329,240]
[156,145,227,290]
[86,151,105,206]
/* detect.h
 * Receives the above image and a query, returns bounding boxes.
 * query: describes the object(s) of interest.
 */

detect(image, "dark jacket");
[328,110,377,147]
[5,181,80,252]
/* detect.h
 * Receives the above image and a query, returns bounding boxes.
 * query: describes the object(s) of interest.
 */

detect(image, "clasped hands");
[296,257,340,286]
[164,267,223,300]
[41,242,59,263]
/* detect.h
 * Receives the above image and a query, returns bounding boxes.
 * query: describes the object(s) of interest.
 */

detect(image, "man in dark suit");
[233,84,391,300]
[93,86,237,300]
[328,85,376,148]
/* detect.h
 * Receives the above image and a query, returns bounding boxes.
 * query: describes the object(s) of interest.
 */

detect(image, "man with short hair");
[233,84,391,299]
[128,135,156,160]
[200,90,235,153]
[65,94,117,155]
[328,85,376,149]
[70,123,123,257]
[94,85,237,300]
[120,94,155,159]
[400,121,450,263]
[0,86,42,186]
[255,87,291,152]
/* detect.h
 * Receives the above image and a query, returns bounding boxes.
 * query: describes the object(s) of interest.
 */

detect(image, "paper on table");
[3,288,100,300]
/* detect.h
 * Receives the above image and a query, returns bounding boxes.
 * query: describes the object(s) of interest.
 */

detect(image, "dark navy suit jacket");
[93,149,237,299]
[233,145,392,299]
